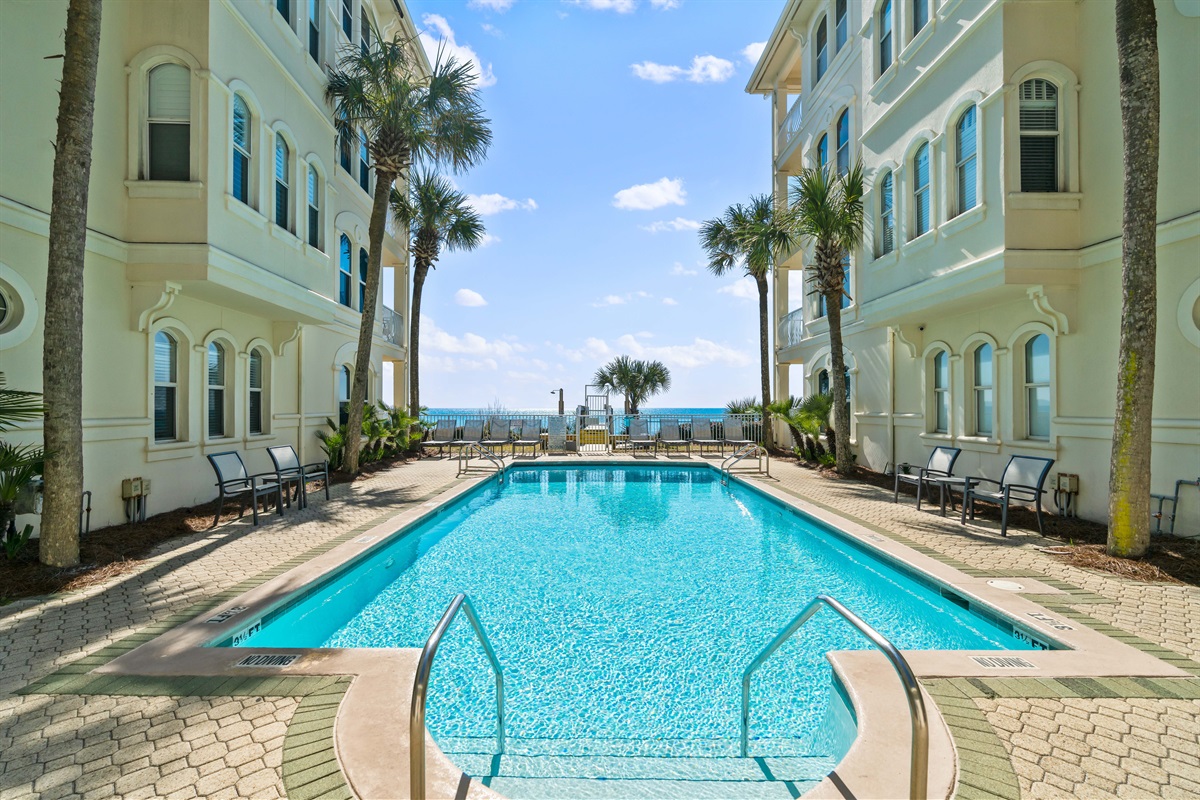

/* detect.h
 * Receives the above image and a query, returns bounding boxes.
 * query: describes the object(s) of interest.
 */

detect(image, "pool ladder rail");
[456,442,506,482]
[720,443,770,484]
[410,593,505,800]
[741,594,930,800]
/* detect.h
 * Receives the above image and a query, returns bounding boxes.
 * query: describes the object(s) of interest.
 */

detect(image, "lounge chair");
[206,451,284,528]
[656,418,690,457]
[450,420,484,456]
[722,417,756,451]
[267,445,329,510]
[546,416,569,454]
[511,419,542,458]
[691,418,723,456]
[422,421,456,457]
[626,418,655,455]
[482,417,511,452]
[894,446,962,511]
[960,455,1055,537]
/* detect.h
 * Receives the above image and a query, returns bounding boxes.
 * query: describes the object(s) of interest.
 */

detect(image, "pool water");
[232,466,1032,796]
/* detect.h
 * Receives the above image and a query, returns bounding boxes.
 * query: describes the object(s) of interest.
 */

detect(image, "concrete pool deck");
[2,454,1198,799]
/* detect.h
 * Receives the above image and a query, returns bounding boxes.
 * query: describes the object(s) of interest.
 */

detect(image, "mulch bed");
[0,454,414,605]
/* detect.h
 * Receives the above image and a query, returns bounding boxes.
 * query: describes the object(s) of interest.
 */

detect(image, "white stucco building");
[0,0,420,529]
[748,0,1200,530]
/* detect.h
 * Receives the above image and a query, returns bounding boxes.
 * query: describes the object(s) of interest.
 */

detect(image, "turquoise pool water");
[228,466,1034,793]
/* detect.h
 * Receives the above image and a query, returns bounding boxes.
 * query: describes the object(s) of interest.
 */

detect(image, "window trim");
[338,364,352,427]
[1005,61,1080,200]
[835,109,850,176]
[878,0,895,78]
[953,105,978,217]
[338,234,354,308]
[358,129,371,192]
[306,158,324,251]
[813,14,829,85]
[307,0,321,63]
[358,247,369,313]
[206,341,230,440]
[911,140,932,239]
[931,348,950,434]
[231,93,254,207]
[878,169,895,256]
[154,330,181,443]
[816,134,829,170]
[968,340,995,438]
[148,318,195,448]
[145,63,192,183]
[274,131,292,232]
[1022,334,1051,441]
[126,46,203,187]
[247,343,271,437]
[1006,323,1056,445]
[835,0,849,52]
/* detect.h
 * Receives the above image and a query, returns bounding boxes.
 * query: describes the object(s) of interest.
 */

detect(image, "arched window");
[361,7,374,55]
[147,63,190,181]
[1024,334,1050,439]
[817,134,828,170]
[358,247,369,311]
[307,164,321,249]
[836,110,850,175]
[338,365,352,426]
[932,350,949,433]
[879,170,895,255]
[339,235,353,307]
[274,134,290,230]
[913,142,931,237]
[1019,79,1059,193]
[835,0,848,51]
[341,0,352,37]
[358,129,370,191]
[232,95,251,204]
[249,348,266,435]
[955,106,978,215]
[912,0,929,36]
[337,109,352,173]
[276,0,291,25]
[817,369,830,396]
[972,343,993,437]
[207,342,227,438]
[814,16,828,83]
[307,0,320,62]
[879,0,894,74]
[154,331,178,442]
[840,254,851,310]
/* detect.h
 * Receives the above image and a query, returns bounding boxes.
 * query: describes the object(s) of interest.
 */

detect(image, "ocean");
[425,407,725,417]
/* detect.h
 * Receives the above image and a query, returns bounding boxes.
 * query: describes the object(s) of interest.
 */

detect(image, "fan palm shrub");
[593,356,671,414]
[0,374,45,559]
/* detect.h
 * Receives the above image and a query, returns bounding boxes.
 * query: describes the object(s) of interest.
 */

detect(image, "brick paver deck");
[1,455,1197,799]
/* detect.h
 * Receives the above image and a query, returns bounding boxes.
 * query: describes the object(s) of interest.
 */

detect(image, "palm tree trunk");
[408,262,429,418]
[1108,0,1159,559]
[343,171,394,474]
[826,281,852,476]
[40,0,102,568]
[756,274,774,449]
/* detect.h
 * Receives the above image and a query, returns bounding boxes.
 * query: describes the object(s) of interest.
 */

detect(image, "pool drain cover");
[971,655,1037,669]
[235,654,300,668]
[986,579,1026,591]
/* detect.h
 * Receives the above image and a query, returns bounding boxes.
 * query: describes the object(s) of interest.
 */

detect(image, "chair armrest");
[1006,482,1046,496]
[921,468,953,479]
[249,470,282,482]
[967,476,1002,488]
[301,462,328,474]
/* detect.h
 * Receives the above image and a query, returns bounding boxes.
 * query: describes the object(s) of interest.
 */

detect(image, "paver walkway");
[1,455,1197,799]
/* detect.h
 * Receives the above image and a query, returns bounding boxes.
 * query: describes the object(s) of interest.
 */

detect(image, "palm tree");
[389,172,485,421]
[325,30,491,474]
[1108,0,1159,559]
[40,0,103,567]
[790,164,865,476]
[0,374,45,554]
[699,195,797,450]
[593,356,671,414]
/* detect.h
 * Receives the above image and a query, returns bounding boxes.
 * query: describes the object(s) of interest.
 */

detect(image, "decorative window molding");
[126,46,203,185]
[246,341,271,437]
[1005,61,1080,198]
[149,318,195,445]
[1006,323,1056,445]
[338,234,354,308]
[0,264,39,349]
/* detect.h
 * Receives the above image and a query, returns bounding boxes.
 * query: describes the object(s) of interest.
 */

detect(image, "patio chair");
[450,420,484,457]
[893,446,962,511]
[626,418,655,455]
[656,418,690,457]
[481,417,511,452]
[421,421,455,457]
[691,418,723,456]
[722,417,756,451]
[960,455,1055,537]
[266,445,330,510]
[512,419,542,458]
[207,451,284,528]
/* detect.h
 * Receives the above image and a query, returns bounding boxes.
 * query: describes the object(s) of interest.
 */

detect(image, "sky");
[382,0,788,409]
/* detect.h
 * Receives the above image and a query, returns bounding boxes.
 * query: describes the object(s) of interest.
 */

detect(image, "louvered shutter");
[1019,80,1059,193]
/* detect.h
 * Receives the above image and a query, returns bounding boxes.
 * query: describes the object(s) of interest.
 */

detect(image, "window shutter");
[1020,137,1057,193]
[249,351,262,389]
[149,64,190,120]
[154,387,176,441]
[233,97,250,150]
[154,333,176,383]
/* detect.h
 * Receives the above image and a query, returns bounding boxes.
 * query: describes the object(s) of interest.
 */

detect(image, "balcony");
[381,305,403,347]
[777,308,804,351]
[776,96,803,158]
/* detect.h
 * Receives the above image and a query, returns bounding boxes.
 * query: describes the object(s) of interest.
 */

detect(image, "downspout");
[888,327,896,473]
[297,327,306,464]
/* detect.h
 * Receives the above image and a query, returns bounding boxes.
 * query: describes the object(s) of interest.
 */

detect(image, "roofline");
[745,0,803,95]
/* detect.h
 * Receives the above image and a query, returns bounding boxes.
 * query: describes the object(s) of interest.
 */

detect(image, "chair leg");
[276,488,284,516]
[893,471,900,503]
[1035,500,1045,536]
[1000,501,1009,537]
[212,496,224,529]
[960,493,968,525]
[916,478,924,511]
[250,495,260,525]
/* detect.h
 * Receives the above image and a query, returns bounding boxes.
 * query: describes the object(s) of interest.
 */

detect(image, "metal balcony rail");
[380,305,402,346]
[776,95,804,155]
[777,308,805,350]
[410,593,505,800]
[456,442,506,481]
[423,413,765,448]
[721,443,769,484]
[741,594,929,800]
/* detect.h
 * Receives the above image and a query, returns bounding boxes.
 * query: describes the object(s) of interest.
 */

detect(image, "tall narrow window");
[308,0,320,62]
[879,0,893,74]
[207,342,226,439]
[341,0,352,38]
[232,95,251,204]
[154,332,178,442]
[880,171,895,255]
[815,17,828,82]
[1019,79,1059,193]
[817,134,828,170]
[818,369,829,396]
[339,235,353,307]
[360,8,373,55]
[249,348,265,435]
[913,142,931,237]
[840,254,851,309]
[955,106,978,215]
[307,165,321,249]
[932,350,949,433]
[835,0,848,51]
[913,0,929,35]
[147,64,190,181]
[337,109,352,173]
[274,134,290,230]
[358,129,370,191]
[1025,334,1050,439]
[277,0,291,24]
[836,110,850,175]
[338,365,351,426]
[973,344,993,437]
[358,247,369,311]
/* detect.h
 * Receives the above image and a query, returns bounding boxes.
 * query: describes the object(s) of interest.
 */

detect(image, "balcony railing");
[776,96,804,157]
[381,305,403,346]
[778,308,804,350]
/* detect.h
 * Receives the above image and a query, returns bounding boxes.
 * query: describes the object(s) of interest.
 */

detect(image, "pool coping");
[21,456,1200,800]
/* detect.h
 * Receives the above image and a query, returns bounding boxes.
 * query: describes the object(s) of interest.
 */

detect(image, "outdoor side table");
[924,476,978,517]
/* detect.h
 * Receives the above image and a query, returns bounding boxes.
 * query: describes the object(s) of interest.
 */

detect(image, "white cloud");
[670,262,699,277]
[614,333,752,369]
[594,294,626,307]
[662,297,678,306]
[631,55,735,84]
[481,23,503,36]
[467,193,538,215]
[419,14,497,88]
[479,232,501,247]
[550,337,613,363]
[717,276,757,300]
[422,316,524,359]
[742,41,766,64]
[454,288,488,307]
[612,177,686,210]
[567,0,637,12]
[650,0,680,8]
[641,217,701,233]
[469,0,515,11]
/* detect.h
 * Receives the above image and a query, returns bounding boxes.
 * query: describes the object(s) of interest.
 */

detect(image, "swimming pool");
[223,465,1038,796]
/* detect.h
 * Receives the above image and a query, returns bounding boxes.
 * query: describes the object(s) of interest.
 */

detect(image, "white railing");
[380,305,402,346]
[776,96,804,156]
[777,308,805,350]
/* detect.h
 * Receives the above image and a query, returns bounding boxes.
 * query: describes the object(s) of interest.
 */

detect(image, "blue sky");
[383,0,785,409]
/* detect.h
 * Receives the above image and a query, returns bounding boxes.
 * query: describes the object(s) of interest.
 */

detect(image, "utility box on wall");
[1056,473,1079,493]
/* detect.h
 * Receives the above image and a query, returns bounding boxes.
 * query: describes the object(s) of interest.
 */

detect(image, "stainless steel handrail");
[740,594,929,800]
[721,443,769,483]
[456,442,506,481]
[410,593,505,800]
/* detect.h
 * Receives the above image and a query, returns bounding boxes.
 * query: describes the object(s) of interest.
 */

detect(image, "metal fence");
[778,308,804,350]
[381,305,403,346]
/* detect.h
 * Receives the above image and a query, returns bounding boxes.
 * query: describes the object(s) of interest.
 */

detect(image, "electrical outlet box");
[141,479,152,495]
[1056,473,1079,493]
[121,478,143,499]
